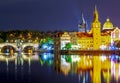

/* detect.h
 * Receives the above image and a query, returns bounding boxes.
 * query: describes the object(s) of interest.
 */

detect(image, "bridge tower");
[91,6,101,83]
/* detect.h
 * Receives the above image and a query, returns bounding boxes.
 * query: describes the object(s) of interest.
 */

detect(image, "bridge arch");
[22,43,39,52]
[1,45,16,53]
[0,43,17,50]
[23,46,34,53]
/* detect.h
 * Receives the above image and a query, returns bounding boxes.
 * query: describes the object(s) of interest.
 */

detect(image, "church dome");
[103,18,113,30]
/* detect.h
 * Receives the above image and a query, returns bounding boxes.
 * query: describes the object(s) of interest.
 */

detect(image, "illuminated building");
[60,6,120,50]
[111,27,120,45]
[60,32,71,49]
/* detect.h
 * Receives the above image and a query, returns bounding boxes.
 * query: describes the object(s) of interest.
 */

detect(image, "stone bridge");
[0,43,39,52]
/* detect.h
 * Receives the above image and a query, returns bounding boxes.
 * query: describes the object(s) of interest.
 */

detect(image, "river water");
[0,52,120,83]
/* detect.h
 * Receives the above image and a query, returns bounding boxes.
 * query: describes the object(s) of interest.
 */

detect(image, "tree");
[46,37,53,44]
[39,39,45,46]
[65,43,72,50]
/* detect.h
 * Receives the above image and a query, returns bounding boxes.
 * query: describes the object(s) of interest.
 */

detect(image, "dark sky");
[0,0,119,31]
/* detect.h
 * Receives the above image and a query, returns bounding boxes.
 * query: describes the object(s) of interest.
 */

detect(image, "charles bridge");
[0,42,39,53]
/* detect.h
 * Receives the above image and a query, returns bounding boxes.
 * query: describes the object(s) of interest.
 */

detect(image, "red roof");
[77,32,93,38]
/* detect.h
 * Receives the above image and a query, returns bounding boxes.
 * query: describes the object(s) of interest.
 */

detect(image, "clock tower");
[91,6,101,50]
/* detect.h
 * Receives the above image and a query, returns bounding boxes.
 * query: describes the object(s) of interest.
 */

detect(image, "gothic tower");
[91,6,101,50]
[78,13,87,32]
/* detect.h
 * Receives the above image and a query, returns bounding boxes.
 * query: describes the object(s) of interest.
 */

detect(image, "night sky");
[0,0,119,31]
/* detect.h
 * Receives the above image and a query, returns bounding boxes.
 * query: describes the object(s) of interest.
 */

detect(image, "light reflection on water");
[0,52,120,83]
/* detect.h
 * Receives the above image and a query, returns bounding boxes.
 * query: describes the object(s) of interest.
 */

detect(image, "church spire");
[93,5,99,22]
[82,13,85,24]
[91,5,101,32]
[78,13,87,32]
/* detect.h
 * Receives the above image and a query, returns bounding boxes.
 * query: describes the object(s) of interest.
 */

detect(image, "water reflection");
[40,53,54,66]
[0,52,120,83]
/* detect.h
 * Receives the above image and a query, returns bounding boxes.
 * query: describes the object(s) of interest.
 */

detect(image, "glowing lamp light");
[34,44,39,48]
[116,55,118,59]
[43,54,47,60]
[100,56,106,61]
[109,46,116,50]
[40,53,48,61]
[100,45,106,50]
[47,45,52,50]
[41,44,48,49]
[110,54,119,62]
[41,43,53,50]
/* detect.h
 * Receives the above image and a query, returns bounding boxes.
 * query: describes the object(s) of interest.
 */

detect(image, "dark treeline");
[0,30,67,42]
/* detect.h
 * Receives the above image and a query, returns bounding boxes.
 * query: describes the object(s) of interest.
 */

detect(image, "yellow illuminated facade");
[60,6,120,50]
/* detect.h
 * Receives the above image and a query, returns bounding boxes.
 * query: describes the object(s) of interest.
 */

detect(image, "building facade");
[60,6,120,50]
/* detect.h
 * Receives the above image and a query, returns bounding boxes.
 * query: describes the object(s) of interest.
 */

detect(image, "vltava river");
[0,52,120,83]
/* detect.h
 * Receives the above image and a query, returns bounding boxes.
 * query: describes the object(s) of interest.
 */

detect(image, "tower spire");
[95,5,97,12]
[93,5,99,22]
[78,13,87,32]
[82,12,85,24]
